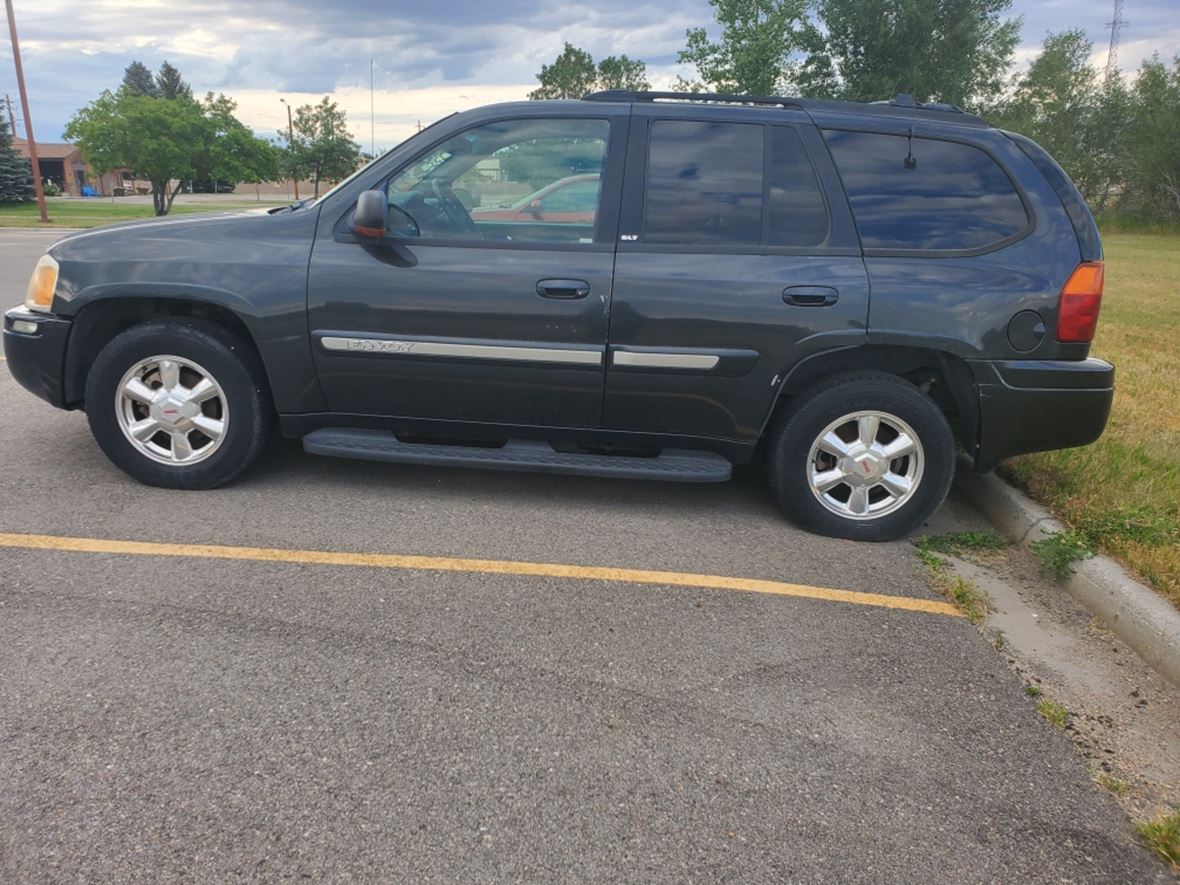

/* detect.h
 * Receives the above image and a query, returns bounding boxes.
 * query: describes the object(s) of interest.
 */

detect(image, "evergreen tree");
[0,117,35,204]
[121,60,160,97]
[156,61,192,100]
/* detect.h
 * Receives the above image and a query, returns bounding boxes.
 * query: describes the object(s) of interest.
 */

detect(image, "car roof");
[580,90,991,129]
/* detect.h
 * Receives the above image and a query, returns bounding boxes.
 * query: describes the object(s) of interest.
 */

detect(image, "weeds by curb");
[1030,529,1095,579]
[1136,808,1180,870]
[913,533,1002,624]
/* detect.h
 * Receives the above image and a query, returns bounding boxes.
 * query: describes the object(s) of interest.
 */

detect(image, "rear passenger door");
[603,104,869,443]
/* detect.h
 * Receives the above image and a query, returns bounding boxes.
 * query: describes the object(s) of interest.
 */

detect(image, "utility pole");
[1105,0,1129,80]
[280,97,298,200]
[370,59,375,158]
[4,0,48,223]
[4,93,16,136]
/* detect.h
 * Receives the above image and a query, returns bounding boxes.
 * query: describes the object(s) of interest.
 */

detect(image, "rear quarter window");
[823,130,1030,253]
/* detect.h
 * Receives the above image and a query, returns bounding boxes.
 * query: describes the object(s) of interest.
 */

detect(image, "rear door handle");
[783,286,839,307]
[537,279,590,299]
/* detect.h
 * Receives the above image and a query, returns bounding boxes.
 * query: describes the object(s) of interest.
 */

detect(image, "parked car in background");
[471,174,601,224]
[4,90,1112,541]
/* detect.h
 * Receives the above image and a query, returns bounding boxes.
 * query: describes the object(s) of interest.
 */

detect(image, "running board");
[302,429,732,483]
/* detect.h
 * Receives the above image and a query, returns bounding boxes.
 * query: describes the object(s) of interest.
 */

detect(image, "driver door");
[307,112,627,428]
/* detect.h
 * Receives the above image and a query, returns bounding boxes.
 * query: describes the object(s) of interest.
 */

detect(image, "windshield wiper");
[268,199,310,215]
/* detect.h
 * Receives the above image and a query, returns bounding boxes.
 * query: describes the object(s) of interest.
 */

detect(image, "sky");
[1,0,1178,149]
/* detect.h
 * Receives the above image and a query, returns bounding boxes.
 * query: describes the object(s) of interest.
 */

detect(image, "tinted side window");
[767,126,828,247]
[385,118,609,244]
[644,121,763,245]
[823,130,1029,251]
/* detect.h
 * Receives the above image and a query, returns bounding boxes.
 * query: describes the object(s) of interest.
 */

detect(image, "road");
[0,227,1165,881]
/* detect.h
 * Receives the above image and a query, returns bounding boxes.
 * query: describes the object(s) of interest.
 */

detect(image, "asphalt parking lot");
[0,227,1166,881]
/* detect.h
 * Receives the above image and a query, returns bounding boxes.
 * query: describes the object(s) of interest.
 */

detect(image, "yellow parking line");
[0,531,963,618]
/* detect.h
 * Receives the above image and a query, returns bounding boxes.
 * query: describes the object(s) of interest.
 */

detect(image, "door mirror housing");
[354,190,388,238]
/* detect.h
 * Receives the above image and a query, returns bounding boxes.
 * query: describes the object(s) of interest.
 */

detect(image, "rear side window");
[643,120,828,247]
[823,130,1029,252]
[767,127,829,246]
[1007,131,1101,261]
[644,120,763,245]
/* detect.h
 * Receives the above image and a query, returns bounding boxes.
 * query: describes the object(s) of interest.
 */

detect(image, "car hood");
[48,206,293,259]
[45,205,323,316]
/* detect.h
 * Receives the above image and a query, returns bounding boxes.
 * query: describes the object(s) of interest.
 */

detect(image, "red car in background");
[471,174,601,224]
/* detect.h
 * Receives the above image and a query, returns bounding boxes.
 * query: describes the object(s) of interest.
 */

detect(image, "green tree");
[677,0,809,95]
[1124,54,1180,220]
[989,31,1120,204]
[594,55,650,91]
[121,60,159,98]
[530,43,597,99]
[66,88,276,215]
[279,97,360,197]
[0,117,34,204]
[529,43,651,98]
[193,93,280,190]
[796,0,1020,106]
[66,91,205,215]
[155,61,192,100]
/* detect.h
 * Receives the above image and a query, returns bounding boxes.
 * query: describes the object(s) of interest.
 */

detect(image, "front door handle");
[537,279,590,299]
[783,285,839,307]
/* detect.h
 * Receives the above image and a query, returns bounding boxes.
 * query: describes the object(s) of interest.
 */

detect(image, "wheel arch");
[63,296,269,408]
[760,345,980,460]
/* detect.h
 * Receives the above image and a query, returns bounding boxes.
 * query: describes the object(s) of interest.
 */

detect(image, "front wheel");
[85,319,273,489]
[766,373,955,541]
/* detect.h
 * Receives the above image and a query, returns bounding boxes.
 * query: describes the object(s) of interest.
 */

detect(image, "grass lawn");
[1004,232,1180,608]
[0,197,286,228]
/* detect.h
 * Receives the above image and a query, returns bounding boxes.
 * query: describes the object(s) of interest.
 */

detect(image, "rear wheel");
[766,373,955,541]
[85,319,272,489]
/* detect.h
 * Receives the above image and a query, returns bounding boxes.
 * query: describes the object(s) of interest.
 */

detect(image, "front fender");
[48,209,324,413]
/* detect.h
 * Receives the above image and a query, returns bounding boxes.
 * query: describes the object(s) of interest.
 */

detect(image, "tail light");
[1056,261,1104,343]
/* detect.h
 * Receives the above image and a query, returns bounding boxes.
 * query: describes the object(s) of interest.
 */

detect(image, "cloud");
[1,0,1177,144]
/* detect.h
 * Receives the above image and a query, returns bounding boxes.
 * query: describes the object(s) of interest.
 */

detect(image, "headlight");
[24,254,60,312]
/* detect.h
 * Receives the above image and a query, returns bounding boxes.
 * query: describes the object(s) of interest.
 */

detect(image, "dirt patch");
[949,548,1180,819]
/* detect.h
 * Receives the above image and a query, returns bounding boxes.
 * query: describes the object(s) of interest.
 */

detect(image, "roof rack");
[584,90,806,110]
[581,90,987,126]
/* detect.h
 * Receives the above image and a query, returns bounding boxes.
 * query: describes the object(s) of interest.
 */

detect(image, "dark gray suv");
[3,90,1113,540]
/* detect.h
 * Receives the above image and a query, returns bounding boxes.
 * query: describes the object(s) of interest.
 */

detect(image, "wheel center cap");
[842,449,884,484]
[153,394,195,426]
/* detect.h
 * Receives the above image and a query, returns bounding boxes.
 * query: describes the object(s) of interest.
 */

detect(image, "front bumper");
[967,358,1114,472]
[3,305,72,408]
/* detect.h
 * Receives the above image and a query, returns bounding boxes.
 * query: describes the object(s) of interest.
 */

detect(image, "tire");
[85,319,273,489]
[766,372,955,541]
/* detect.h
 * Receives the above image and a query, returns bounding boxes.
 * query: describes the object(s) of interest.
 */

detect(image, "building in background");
[11,137,132,195]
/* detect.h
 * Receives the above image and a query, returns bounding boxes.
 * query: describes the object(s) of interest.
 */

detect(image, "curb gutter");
[953,460,1180,689]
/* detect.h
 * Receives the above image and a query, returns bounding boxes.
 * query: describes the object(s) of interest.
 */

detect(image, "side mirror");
[526,199,543,218]
[354,190,388,238]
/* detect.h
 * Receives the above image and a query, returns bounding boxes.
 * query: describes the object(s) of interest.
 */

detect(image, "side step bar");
[302,429,733,483]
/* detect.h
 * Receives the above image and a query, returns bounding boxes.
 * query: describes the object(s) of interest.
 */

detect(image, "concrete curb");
[953,461,1180,689]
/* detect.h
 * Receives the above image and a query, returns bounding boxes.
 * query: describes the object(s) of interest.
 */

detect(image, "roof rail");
[879,92,966,114]
[583,90,805,110]
[581,89,987,126]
